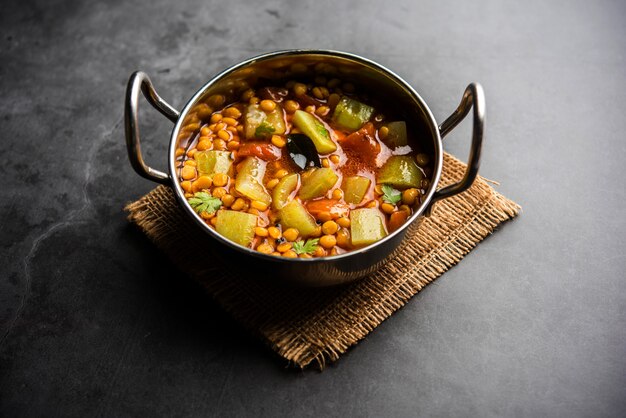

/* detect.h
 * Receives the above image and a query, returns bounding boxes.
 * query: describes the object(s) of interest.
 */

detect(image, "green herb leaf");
[255,122,275,138]
[315,120,330,139]
[188,192,222,215]
[292,238,320,255]
[381,184,401,205]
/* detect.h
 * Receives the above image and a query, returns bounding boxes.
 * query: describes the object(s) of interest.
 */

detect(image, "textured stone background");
[1,0,625,416]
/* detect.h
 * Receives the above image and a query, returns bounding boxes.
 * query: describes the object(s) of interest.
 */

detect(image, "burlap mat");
[125,153,520,369]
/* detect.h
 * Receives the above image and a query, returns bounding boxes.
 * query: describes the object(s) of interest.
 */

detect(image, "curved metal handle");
[430,83,485,207]
[124,71,180,184]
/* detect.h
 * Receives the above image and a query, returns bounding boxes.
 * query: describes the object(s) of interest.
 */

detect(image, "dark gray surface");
[1,0,625,416]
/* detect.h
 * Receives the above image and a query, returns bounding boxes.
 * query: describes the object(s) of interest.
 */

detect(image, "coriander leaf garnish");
[381,184,401,205]
[255,122,275,138]
[315,121,330,139]
[292,238,320,255]
[188,192,222,215]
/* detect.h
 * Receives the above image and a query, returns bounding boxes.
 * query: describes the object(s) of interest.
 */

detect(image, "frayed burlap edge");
[125,153,520,369]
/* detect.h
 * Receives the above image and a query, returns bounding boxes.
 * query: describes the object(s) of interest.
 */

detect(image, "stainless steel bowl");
[124,49,484,286]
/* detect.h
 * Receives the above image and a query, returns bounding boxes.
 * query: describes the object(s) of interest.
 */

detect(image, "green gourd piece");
[342,176,371,204]
[244,104,286,139]
[216,210,257,247]
[350,208,388,247]
[332,96,374,131]
[298,168,339,200]
[292,110,336,154]
[383,121,408,148]
[279,200,318,237]
[194,150,233,177]
[377,156,422,188]
[234,157,271,205]
[272,173,299,211]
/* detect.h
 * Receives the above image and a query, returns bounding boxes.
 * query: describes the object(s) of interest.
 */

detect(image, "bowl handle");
[124,71,180,184]
[428,83,485,211]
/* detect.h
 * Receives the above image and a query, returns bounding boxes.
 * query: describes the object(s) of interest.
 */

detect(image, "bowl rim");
[167,49,444,263]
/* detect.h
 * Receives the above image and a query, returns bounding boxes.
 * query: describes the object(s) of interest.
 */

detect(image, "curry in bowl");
[175,77,433,258]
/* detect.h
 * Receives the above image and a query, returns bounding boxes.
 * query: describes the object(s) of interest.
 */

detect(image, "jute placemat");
[125,152,520,369]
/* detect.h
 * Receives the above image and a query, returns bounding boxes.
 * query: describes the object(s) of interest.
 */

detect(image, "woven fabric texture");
[125,153,520,368]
